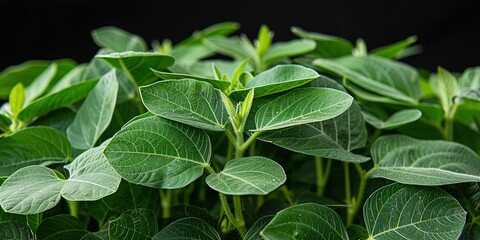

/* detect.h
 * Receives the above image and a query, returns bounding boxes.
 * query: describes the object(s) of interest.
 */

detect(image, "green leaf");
[48,64,87,93]
[104,116,211,189]
[206,156,286,195]
[101,181,159,214]
[364,183,466,240]
[370,134,480,185]
[108,209,157,240]
[67,70,118,149]
[153,217,220,240]
[202,37,249,60]
[347,225,369,240]
[96,51,175,85]
[363,109,422,129]
[230,64,319,100]
[36,215,88,240]
[92,26,147,52]
[18,79,98,121]
[291,27,353,58]
[32,108,76,135]
[0,60,50,99]
[431,67,458,114]
[371,36,419,59]
[0,166,64,214]
[0,222,33,240]
[151,69,230,90]
[254,87,353,131]
[0,127,71,175]
[9,83,25,119]
[23,63,57,104]
[26,214,42,233]
[177,21,239,46]
[256,25,272,57]
[459,67,480,90]
[63,145,121,201]
[314,56,421,103]
[0,113,11,132]
[245,216,274,240]
[263,39,316,64]
[260,203,348,240]
[140,79,228,131]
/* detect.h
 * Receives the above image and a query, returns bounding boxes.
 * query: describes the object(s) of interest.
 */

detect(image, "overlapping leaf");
[108,209,157,240]
[104,116,211,189]
[363,109,422,129]
[263,39,316,64]
[364,183,466,240]
[261,203,348,240]
[91,26,147,52]
[153,217,220,240]
[0,222,33,240]
[36,215,88,240]
[291,27,353,58]
[370,134,480,185]
[230,64,319,100]
[151,69,230,90]
[140,79,228,131]
[253,87,353,131]
[0,61,51,99]
[206,156,286,195]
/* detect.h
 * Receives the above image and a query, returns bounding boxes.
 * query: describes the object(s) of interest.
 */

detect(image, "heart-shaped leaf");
[36,215,88,240]
[0,127,71,176]
[97,51,175,85]
[140,79,228,131]
[370,134,480,185]
[153,217,220,240]
[0,145,121,214]
[108,209,157,240]
[260,203,348,240]
[91,26,147,52]
[230,64,319,100]
[253,87,353,131]
[67,70,118,149]
[314,55,421,103]
[206,156,286,195]
[151,69,230,90]
[363,109,422,129]
[104,116,211,189]
[18,79,98,121]
[0,222,33,240]
[364,183,466,240]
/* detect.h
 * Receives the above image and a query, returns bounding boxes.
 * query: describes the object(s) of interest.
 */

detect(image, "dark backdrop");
[1,0,479,72]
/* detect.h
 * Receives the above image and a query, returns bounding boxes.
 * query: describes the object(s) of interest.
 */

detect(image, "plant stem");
[344,163,351,204]
[159,189,171,218]
[346,164,368,226]
[281,185,294,205]
[67,200,79,218]
[233,195,247,237]
[238,131,262,152]
[315,157,332,196]
[444,102,459,141]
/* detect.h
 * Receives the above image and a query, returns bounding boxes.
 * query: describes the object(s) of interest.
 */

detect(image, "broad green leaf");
[63,145,121,201]
[67,70,118,149]
[260,203,348,240]
[459,67,480,90]
[263,39,316,64]
[9,83,25,119]
[206,156,286,195]
[104,116,211,189]
[92,26,147,52]
[151,69,230,90]
[0,127,71,175]
[24,63,57,104]
[370,134,480,185]
[18,79,98,121]
[254,87,353,131]
[363,109,422,129]
[230,64,319,100]
[140,79,228,131]
[0,222,33,240]
[0,60,50,99]
[259,77,368,162]
[32,108,76,135]
[48,64,87,93]
[291,27,353,58]
[364,183,466,240]
[371,36,419,59]
[314,56,421,103]
[96,51,175,85]
[170,44,214,65]
[36,215,88,240]
[257,25,272,57]
[347,225,369,240]
[431,67,458,114]
[101,181,159,214]
[245,216,274,240]
[202,37,249,60]
[108,209,157,240]
[153,217,220,240]
[0,166,64,214]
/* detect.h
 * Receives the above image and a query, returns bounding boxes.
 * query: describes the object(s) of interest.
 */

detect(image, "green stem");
[239,131,262,152]
[315,157,332,196]
[67,200,79,218]
[226,141,234,162]
[281,185,294,205]
[233,195,247,237]
[346,164,368,226]
[159,189,172,218]
[344,163,351,204]
[444,102,459,141]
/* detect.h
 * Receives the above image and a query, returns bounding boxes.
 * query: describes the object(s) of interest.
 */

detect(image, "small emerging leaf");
[9,83,25,119]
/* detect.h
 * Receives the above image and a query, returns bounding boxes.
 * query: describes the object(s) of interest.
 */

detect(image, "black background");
[1,0,479,72]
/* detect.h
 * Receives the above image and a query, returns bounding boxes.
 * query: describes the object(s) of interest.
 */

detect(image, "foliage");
[0,22,478,239]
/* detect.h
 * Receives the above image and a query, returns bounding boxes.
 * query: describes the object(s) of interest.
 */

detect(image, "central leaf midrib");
[219,172,266,193]
[109,150,205,166]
